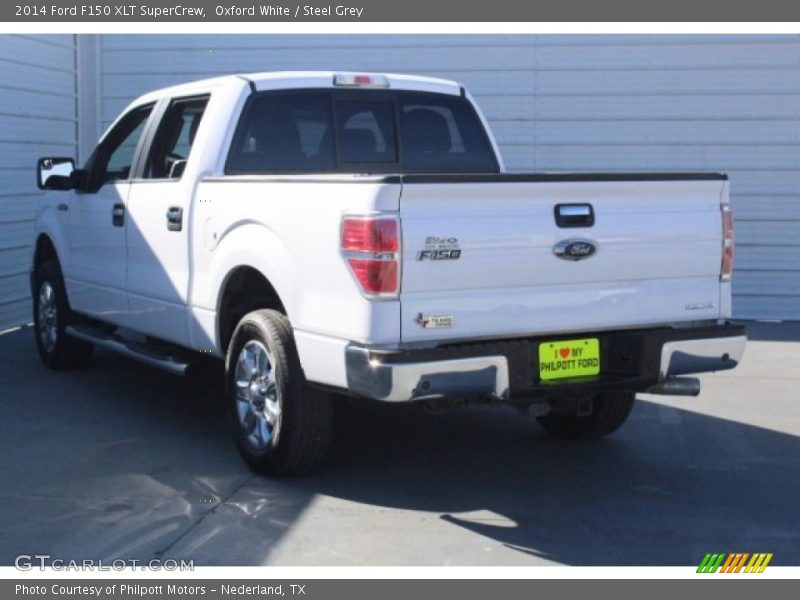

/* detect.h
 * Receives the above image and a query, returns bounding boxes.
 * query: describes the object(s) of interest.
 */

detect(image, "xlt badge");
[685,302,715,311]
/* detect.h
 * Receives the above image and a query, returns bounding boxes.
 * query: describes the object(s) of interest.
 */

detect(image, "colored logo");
[697,552,773,573]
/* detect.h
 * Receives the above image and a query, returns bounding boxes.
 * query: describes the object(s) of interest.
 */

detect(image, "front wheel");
[225,309,333,476]
[536,391,636,440]
[32,260,94,369]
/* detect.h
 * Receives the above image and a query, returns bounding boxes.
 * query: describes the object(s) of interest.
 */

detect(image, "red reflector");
[341,218,398,253]
[721,204,735,281]
[722,245,734,278]
[347,259,398,294]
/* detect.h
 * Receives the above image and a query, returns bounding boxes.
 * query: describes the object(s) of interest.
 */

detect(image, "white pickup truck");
[32,71,746,475]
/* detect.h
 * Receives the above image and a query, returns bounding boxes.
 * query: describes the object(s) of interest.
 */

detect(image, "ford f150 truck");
[32,71,746,475]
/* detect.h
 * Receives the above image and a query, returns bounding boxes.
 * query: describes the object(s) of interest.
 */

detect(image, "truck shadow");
[240,396,800,565]
[2,329,799,566]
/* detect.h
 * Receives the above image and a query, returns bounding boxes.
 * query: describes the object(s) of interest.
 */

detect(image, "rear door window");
[144,95,209,179]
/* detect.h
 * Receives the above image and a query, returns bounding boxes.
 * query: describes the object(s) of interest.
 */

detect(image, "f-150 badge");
[418,236,461,261]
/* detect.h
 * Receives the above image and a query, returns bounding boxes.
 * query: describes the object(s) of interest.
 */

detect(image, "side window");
[93,104,154,187]
[335,100,397,164]
[144,96,210,179]
[226,93,335,174]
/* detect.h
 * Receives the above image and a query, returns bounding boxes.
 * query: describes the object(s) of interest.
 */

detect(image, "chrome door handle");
[166,206,183,231]
[112,203,125,227]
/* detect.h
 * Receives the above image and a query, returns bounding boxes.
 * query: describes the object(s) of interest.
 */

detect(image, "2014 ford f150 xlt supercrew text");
[32,71,746,475]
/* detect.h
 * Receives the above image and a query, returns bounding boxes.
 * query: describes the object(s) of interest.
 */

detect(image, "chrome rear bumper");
[345,346,510,402]
[659,335,746,379]
[345,325,746,403]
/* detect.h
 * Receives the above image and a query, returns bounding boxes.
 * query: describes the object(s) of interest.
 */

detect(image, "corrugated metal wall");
[2,34,798,325]
[0,35,77,330]
[97,34,800,321]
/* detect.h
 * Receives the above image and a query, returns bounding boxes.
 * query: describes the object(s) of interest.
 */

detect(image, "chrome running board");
[65,324,190,376]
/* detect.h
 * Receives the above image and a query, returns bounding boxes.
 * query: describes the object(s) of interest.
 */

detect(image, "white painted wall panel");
[0,34,77,329]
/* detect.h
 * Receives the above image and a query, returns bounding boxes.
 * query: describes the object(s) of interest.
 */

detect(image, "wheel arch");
[33,233,59,269]
[216,265,287,354]
[31,233,63,298]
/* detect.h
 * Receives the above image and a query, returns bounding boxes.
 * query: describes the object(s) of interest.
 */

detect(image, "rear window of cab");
[225,90,499,175]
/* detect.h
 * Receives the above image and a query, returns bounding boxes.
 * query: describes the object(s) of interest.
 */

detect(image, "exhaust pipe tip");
[647,377,701,397]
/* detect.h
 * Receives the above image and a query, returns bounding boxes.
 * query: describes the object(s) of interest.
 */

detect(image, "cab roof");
[131,71,462,106]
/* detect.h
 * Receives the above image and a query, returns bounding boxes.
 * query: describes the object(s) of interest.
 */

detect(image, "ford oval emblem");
[553,239,597,261]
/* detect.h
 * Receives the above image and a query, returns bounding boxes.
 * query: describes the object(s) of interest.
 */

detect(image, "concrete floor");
[0,322,798,566]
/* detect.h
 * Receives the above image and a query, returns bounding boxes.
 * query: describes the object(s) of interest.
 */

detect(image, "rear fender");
[193,221,296,351]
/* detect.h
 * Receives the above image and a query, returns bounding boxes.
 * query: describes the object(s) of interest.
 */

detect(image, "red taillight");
[346,259,398,295]
[341,216,400,296]
[721,204,734,282]
[341,218,398,253]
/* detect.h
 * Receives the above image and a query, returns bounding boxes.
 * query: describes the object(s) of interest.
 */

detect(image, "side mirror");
[37,157,75,191]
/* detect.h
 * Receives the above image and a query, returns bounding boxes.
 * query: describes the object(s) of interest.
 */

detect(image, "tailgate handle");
[554,203,594,228]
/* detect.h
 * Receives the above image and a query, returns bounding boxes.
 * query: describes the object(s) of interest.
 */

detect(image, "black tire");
[536,391,636,440]
[32,260,94,369]
[225,309,333,476]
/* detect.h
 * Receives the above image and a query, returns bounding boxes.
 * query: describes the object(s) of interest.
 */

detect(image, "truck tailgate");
[399,174,727,344]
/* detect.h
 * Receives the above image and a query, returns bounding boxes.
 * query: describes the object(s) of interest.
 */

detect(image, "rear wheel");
[537,391,636,440]
[225,309,333,476]
[32,260,94,369]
